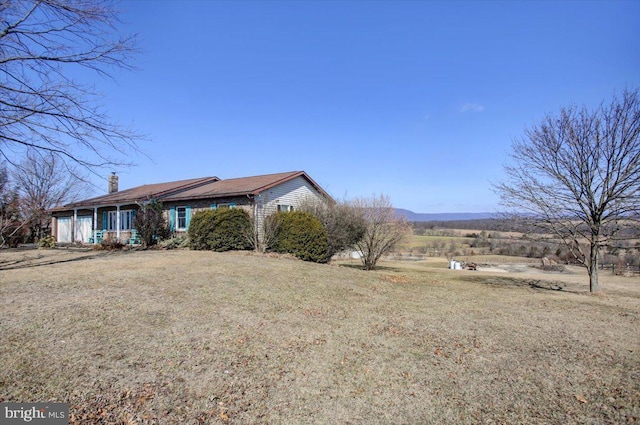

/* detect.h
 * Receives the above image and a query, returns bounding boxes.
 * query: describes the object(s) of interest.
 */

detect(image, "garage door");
[57,217,72,243]
[74,216,93,243]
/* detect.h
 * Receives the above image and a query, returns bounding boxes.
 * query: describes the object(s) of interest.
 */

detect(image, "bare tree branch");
[0,0,142,173]
[0,161,25,246]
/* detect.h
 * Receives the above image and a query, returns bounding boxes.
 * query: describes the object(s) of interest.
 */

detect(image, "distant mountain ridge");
[395,209,496,222]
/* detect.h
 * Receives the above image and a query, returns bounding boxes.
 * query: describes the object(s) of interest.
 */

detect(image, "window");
[106,210,134,231]
[169,206,191,232]
[215,203,236,209]
[277,204,293,212]
[107,211,117,231]
[120,210,134,230]
[177,207,187,230]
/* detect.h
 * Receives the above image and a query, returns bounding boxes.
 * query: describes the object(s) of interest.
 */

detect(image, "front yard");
[1,249,638,424]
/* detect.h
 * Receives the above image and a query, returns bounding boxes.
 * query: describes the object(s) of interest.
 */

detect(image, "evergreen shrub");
[270,211,329,263]
[188,208,252,252]
[37,235,56,248]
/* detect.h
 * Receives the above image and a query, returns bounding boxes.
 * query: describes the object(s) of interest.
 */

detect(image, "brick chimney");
[108,172,119,193]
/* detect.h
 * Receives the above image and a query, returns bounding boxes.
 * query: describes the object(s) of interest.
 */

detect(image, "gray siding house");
[50,171,332,244]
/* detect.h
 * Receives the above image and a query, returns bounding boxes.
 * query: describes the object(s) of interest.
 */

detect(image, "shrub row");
[187,209,330,263]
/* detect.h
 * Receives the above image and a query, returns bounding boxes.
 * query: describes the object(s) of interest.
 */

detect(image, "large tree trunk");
[589,242,600,293]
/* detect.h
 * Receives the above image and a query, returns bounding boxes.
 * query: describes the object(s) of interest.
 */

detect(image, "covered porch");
[52,203,140,245]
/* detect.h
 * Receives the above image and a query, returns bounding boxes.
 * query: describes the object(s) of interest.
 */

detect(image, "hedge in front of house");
[270,211,329,263]
[188,208,252,252]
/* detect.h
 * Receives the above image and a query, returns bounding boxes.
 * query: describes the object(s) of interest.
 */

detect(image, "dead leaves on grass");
[380,273,446,285]
[381,274,411,284]
[302,308,326,318]
[67,382,225,424]
[370,317,484,369]
[433,340,480,364]
[69,383,158,424]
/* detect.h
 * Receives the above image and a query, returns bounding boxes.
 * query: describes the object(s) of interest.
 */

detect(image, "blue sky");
[94,0,639,213]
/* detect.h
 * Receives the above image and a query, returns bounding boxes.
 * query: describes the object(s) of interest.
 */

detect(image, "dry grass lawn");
[1,248,639,424]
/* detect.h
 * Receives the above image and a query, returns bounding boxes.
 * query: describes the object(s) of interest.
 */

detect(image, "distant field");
[1,249,639,424]
[456,254,542,264]
[402,234,472,249]
[401,232,529,250]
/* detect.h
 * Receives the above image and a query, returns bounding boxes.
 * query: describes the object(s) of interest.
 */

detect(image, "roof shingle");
[51,171,330,210]
[163,171,306,201]
[51,176,219,210]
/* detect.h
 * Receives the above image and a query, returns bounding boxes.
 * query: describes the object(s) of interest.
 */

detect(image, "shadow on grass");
[456,274,584,294]
[338,263,406,273]
[0,250,116,271]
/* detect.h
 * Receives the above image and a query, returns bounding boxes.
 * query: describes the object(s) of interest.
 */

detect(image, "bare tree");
[352,194,411,270]
[494,89,640,293]
[243,194,280,253]
[249,212,280,253]
[12,151,91,240]
[0,162,24,246]
[0,0,140,170]
[133,198,169,247]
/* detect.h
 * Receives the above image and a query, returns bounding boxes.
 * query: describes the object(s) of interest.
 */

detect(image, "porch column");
[73,208,78,243]
[116,205,121,241]
[51,217,57,242]
[93,207,98,244]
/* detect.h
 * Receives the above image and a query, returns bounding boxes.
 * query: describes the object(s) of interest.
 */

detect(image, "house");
[50,171,332,244]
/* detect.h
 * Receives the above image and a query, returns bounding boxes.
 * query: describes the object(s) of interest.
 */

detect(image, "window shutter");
[102,211,107,230]
[169,206,175,232]
[185,206,192,229]
[131,209,137,230]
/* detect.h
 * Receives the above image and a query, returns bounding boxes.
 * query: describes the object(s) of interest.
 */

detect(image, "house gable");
[160,171,332,203]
